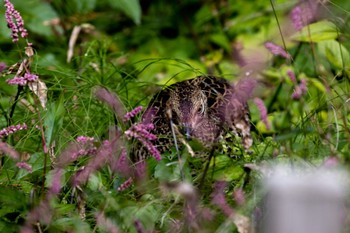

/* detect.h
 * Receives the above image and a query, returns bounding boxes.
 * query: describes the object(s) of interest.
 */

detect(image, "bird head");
[168,87,208,139]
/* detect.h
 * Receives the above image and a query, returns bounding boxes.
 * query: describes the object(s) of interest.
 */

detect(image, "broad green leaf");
[108,0,142,25]
[291,21,338,42]
[26,3,59,37]
[318,40,350,69]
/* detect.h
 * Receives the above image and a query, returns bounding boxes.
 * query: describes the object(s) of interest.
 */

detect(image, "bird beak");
[182,123,192,140]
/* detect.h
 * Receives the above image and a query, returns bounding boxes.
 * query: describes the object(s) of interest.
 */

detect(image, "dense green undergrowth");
[0,0,350,232]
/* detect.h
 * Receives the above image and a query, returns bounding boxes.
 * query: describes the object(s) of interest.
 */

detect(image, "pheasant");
[132,76,253,161]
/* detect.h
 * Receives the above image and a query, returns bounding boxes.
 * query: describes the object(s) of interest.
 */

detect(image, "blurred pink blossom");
[0,62,7,72]
[16,162,32,173]
[117,177,133,191]
[264,42,291,59]
[124,106,143,122]
[292,79,307,100]
[211,181,234,217]
[125,123,160,161]
[254,98,270,130]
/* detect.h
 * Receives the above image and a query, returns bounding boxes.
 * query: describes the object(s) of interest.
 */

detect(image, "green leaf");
[26,3,59,37]
[108,0,142,25]
[210,33,231,52]
[291,21,338,42]
[73,0,97,13]
[44,97,65,146]
[317,40,350,69]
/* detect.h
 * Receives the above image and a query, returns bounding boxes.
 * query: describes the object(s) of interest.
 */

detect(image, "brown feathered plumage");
[133,76,252,161]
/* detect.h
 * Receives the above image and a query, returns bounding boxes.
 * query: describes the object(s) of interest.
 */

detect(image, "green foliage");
[0,0,350,232]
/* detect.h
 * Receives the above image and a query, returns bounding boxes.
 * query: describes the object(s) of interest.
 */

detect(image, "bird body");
[133,76,252,161]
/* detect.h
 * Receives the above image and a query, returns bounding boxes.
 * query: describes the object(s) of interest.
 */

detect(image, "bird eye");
[198,101,205,114]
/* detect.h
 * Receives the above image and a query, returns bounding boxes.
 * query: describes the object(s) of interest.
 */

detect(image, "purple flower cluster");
[4,0,28,43]
[0,141,20,160]
[16,161,32,173]
[113,148,131,176]
[287,69,296,83]
[72,138,118,187]
[0,123,27,139]
[125,123,161,161]
[254,98,270,130]
[264,42,291,59]
[124,106,143,122]
[76,136,95,144]
[290,3,315,31]
[6,73,38,86]
[117,177,133,191]
[292,79,307,100]
[0,62,6,72]
[211,181,234,217]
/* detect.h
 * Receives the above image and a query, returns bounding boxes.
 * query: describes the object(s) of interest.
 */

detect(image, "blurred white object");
[257,165,349,233]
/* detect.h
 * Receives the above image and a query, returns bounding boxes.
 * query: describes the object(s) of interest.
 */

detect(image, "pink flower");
[264,42,291,59]
[0,62,6,72]
[72,138,118,187]
[76,136,95,144]
[125,123,161,161]
[0,123,27,138]
[94,87,125,120]
[124,106,143,122]
[117,177,133,191]
[290,2,317,31]
[211,181,234,217]
[49,168,63,195]
[113,148,131,176]
[0,141,20,160]
[292,79,307,100]
[6,76,27,86]
[24,73,38,82]
[16,162,32,173]
[134,220,145,233]
[134,160,146,180]
[287,70,296,83]
[4,0,28,42]
[254,98,270,130]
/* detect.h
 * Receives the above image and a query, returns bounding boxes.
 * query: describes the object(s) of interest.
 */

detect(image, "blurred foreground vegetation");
[1,0,350,232]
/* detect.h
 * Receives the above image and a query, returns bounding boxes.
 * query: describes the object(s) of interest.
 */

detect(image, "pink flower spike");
[124,106,143,122]
[0,141,20,160]
[49,169,63,195]
[4,0,28,43]
[0,123,27,138]
[290,3,316,31]
[0,62,6,72]
[211,181,234,217]
[254,98,270,130]
[287,70,296,83]
[76,136,95,144]
[6,76,27,86]
[117,177,133,191]
[114,148,130,176]
[264,42,291,59]
[16,162,32,173]
[292,79,307,100]
[24,73,38,82]
[290,6,303,31]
